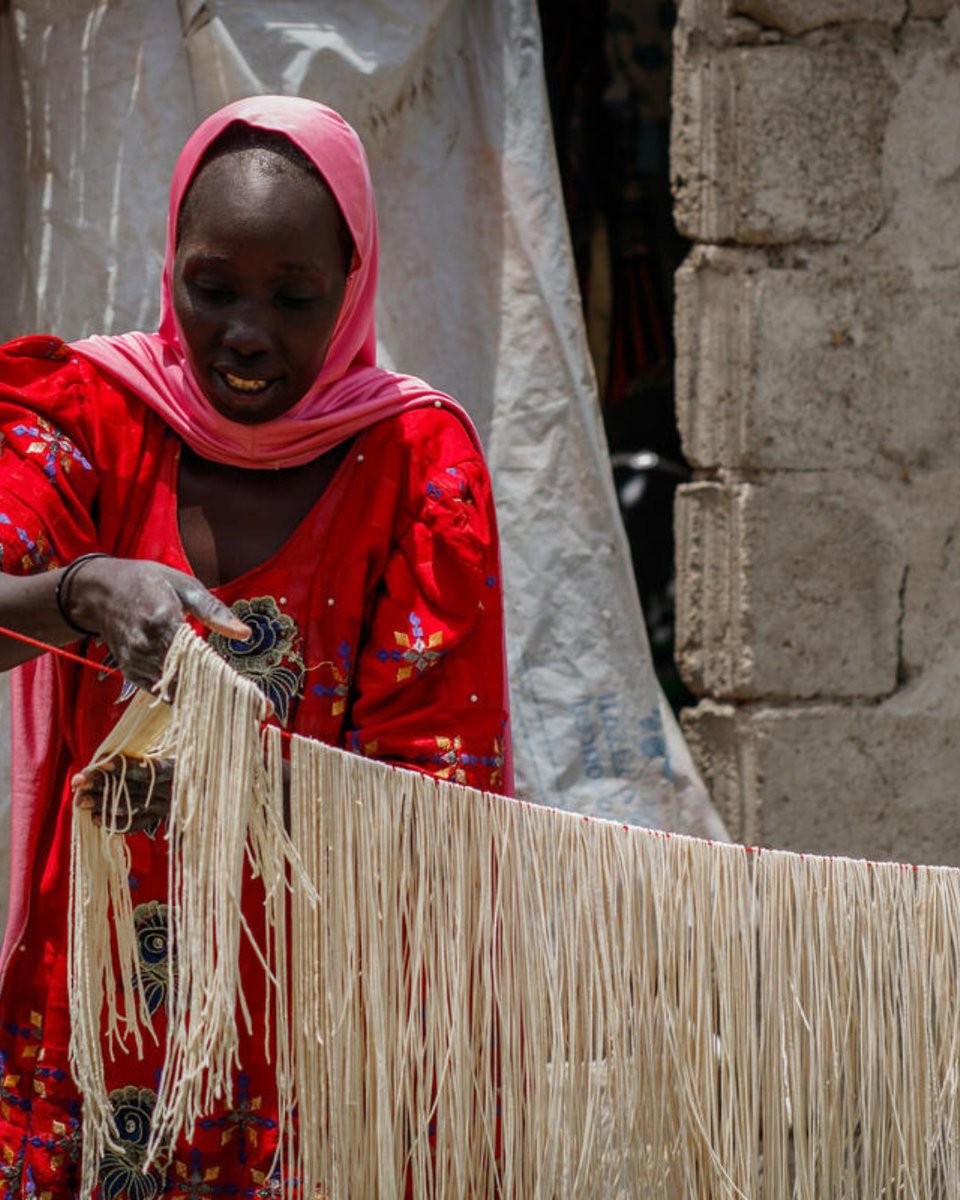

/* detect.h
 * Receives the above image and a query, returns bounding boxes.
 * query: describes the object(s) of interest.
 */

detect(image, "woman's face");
[173,150,350,424]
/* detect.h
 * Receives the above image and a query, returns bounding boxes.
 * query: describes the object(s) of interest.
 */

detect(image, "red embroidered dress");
[0,336,510,1196]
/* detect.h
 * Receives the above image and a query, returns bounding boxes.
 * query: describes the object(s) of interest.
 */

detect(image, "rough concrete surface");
[897,472,960,688]
[676,246,960,472]
[672,42,892,244]
[676,476,902,702]
[910,0,957,18]
[731,0,906,36]
[684,700,960,866]
[674,1,960,865]
[870,21,960,278]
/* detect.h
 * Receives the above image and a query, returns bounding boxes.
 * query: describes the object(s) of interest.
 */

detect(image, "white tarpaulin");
[0,0,723,923]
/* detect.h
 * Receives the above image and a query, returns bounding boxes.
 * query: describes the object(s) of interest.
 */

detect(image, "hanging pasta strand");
[69,668,179,1197]
[146,626,272,1166]
[69,627,960,1199]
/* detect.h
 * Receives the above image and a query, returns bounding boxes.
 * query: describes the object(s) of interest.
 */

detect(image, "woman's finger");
[177,579,250,641]
[70,762,116,791]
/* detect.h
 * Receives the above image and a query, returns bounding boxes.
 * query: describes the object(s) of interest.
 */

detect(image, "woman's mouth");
[220,371,272,395]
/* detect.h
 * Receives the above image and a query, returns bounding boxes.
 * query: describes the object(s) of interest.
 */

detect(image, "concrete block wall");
[672,0,960,863]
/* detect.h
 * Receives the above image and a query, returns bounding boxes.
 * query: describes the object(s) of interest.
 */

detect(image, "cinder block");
[676,247,960,472]
[672,43,892,243]
[684,700,960,866]
[730,0,905,35]
[676,476,902,701]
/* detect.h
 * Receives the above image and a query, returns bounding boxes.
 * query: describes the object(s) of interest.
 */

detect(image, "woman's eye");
[278,293,317,310]
[193,282,234,305]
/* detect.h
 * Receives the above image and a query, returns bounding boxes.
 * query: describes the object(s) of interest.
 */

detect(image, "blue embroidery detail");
[242,1166,285,1200]
[421,734,503,786]
[173,1148,241,1198]
[12,417,92,479]
[375,612,444,681]
[25,1099,81,1169]
[99,1087,163,1200]
[0,1136,25,1200]
[0,514,56,571]
[0,1135,25,1199]
[444,466,467,496]
[0,1049,31,1115]
[198,1073,277,1166]
[312,640,353,716]
[208,597,305,727]
[133,901,172,1016]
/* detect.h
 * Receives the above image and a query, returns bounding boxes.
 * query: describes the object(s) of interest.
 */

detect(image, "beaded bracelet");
[54,552,111,638]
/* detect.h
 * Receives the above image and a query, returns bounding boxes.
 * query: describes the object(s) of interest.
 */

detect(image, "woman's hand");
[72,756,174,833]
[62,556,249,692]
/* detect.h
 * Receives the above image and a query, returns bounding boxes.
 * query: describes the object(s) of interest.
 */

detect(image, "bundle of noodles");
[69,626,960,1199]
[69,627,275,1194]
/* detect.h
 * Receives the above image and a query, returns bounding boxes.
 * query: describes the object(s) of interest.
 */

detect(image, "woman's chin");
[202,373,293,425]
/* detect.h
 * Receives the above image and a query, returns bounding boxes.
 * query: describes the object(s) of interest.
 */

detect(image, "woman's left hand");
[72,756,174,833]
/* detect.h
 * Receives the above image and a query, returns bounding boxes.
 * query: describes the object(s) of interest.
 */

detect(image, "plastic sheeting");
[0,2,724,905]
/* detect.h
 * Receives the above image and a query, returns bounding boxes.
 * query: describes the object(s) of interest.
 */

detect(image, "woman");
[0,96,510,1194]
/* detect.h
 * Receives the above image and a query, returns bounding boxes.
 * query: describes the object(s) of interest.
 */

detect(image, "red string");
[0,623,294,741]
[0,624,122,676]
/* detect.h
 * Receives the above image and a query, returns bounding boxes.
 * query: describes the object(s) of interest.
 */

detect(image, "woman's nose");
[222,309,273,357]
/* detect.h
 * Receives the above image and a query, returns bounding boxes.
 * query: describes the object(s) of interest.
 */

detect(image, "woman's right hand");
[72,755,174,833]
[62,556,250,692]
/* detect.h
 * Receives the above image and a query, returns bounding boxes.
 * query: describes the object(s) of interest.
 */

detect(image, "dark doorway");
[538,0,692,712]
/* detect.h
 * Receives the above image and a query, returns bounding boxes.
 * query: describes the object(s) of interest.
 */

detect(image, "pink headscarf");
[73,95,474,467]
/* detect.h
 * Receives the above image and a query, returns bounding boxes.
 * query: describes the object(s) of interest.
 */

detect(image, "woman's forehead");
[178,149,340,245]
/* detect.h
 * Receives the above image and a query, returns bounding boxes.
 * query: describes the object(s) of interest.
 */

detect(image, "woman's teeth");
[223,372,270,394]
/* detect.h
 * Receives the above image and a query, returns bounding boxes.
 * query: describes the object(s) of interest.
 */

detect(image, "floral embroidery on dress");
[432,734,468,784]
[133,902,172,1016]
[485,736,505,791]
[198,1073,276,1165]
[30,1104,82,1173]
[4,1009,42,1062]
[376,612,444,682]
[32,1055,69,1101]
[0,1010,41,1119]
[312,640,353,717]
[12,416,92,479]
[0,1049,28,1121]
[172,1149,226,1199]
[247,1166,283,1199]
[208,597,305,726]
[0,514,58,572]
[0,1139,24,1199]
[427,734,504,789]
[99,1086,163,1200]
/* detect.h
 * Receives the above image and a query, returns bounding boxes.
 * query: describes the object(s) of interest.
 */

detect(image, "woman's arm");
[0,555,249,688]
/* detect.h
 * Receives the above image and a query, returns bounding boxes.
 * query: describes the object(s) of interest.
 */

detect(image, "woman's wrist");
[55,552,112,638]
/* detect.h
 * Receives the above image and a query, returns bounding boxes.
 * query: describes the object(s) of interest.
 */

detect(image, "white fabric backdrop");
[0,0,723,927]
